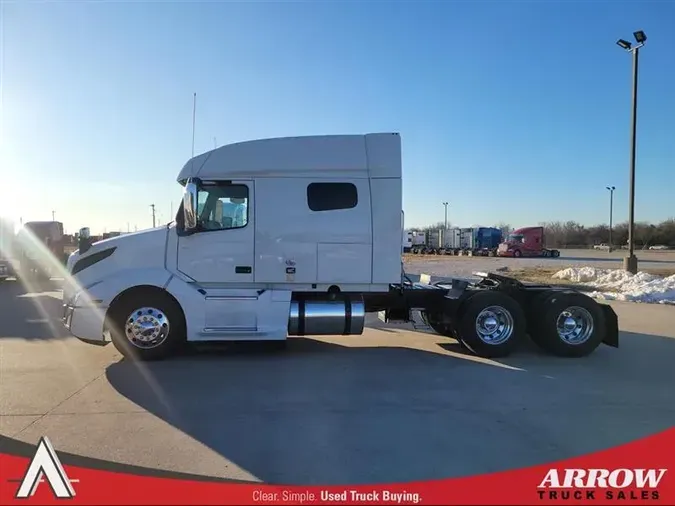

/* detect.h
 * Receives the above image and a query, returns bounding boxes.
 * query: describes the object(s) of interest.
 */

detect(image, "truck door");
[177,180,255,284]
[522,229,542,256]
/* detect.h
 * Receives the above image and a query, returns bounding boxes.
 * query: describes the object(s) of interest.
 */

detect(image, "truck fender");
[84,268,174,309]
[599,303,619,348]
[99,271,203,341]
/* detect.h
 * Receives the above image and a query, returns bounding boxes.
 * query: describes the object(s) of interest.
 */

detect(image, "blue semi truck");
[410,226,504,256]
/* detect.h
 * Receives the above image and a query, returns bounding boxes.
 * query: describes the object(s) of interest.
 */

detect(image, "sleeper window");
[307,182,358,212]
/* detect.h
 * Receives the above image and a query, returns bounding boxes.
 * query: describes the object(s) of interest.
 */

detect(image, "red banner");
[1,428,673,505]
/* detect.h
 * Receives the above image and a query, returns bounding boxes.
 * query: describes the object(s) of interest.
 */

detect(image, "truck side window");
[307,182,358,212]
[197,183,249,230]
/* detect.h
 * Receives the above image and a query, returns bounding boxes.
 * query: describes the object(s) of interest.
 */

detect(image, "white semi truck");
[0,217,16,282]
[62,133,619,361]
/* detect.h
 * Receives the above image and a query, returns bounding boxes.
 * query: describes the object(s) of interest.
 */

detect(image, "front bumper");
[62,295,110,346]
[496,250,514,257]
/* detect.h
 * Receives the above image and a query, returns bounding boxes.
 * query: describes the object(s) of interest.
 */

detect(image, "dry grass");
[402,254,482,263]
[506,266,675,292]
[401,253,675,292]
[507,267,593,288]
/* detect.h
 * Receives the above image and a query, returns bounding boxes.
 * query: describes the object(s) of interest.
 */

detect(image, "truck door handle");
[235,266,252,274]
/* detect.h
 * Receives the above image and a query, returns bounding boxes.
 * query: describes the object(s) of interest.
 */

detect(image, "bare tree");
[494,222,512,237]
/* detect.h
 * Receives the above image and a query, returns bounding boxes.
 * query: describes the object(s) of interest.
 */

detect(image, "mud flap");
[599,303,619,348]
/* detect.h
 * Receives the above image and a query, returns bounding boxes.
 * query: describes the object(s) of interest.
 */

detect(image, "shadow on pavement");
[490,330,675,384]
[0,278,69,340]
[105,330,675,485]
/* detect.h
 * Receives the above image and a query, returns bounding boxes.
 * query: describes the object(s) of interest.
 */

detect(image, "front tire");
[513,250,522,258]
[108,290,186,361]
[456,291,526,358]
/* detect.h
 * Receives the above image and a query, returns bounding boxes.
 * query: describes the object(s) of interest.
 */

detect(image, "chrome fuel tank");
[288,297,365,336]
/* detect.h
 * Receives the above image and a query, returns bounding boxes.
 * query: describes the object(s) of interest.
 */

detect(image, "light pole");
[442,202,449,230]
[606,186,615,252]
[616,30,646,274]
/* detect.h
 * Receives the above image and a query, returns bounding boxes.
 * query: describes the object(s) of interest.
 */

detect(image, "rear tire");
[456,291,526,358]
[529,291,605,357]
[422,310,456,338]
[108,290,186,361]
[552,250,560,258]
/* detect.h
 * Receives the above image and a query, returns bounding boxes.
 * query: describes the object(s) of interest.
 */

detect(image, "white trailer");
[62,133,619,361]
[445,228,461,250]
[402,231,413,252]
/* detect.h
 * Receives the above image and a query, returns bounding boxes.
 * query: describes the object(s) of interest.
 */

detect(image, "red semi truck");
[497,226,560,258]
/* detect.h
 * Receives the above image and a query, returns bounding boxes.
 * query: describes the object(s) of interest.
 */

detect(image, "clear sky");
[1,0,674,235]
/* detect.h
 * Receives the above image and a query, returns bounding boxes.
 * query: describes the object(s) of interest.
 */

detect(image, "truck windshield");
[508,234,524,243]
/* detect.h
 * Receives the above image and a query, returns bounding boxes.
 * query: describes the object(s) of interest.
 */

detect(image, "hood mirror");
[78,227,92,254]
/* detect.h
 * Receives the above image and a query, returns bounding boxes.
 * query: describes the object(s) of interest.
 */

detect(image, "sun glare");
[0,178,22,226]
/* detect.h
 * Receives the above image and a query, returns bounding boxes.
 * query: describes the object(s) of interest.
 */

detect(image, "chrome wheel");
[475,306,514,345]
[124,307,170,349]
[556,306,594,345]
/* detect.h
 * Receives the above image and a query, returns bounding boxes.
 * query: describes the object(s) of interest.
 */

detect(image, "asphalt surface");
[1,276,674,485]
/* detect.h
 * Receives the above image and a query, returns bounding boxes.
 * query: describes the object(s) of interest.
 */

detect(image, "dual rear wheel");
[528,290,606,357]
[423,290,606,358]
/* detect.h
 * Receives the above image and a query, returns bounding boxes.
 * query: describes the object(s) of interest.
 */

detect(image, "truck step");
[377,309,431,331]
[410,310,431,331]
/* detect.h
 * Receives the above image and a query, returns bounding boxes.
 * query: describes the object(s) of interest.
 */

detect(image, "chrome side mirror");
[183,179,199,233]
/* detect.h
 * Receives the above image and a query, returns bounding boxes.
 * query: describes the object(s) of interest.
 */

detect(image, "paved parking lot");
[1,278,674,484]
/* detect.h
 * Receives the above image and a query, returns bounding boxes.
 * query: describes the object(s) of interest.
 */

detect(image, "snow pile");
[552,267,675,305]
[553,266,607,283]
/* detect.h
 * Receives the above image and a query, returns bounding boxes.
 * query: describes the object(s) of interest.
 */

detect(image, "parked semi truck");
[402,229,426,253]
[497,226,560,258]
[13,221,66,281]
[410,227,502,256]
[62,133,617,362]
[402,231,425,252]
[446,227,503,256]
